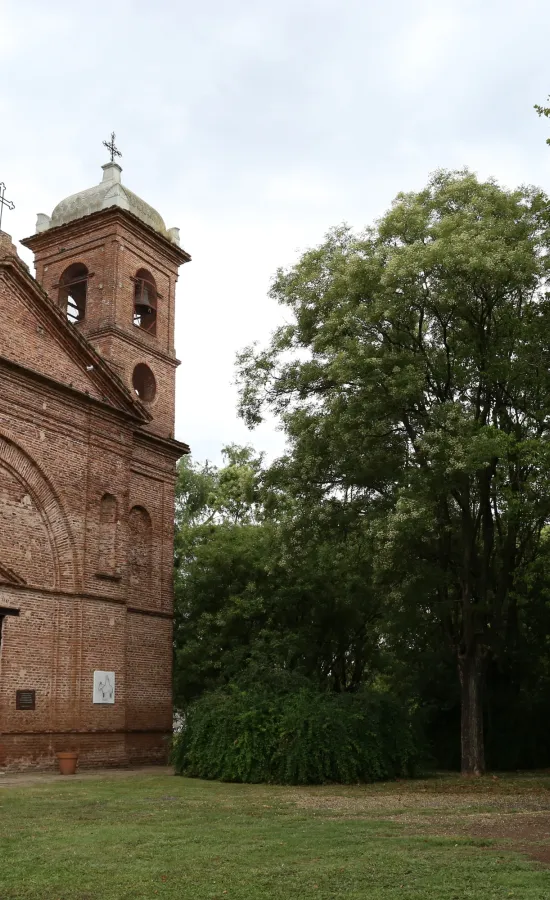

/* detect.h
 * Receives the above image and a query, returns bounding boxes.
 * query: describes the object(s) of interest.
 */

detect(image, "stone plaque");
[16,689,35,710]
[93,671,115,704]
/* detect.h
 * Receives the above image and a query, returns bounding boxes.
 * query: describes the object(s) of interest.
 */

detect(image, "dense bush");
[172,685,420,784]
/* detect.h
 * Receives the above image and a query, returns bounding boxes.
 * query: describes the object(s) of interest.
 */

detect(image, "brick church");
[0,150,190,769]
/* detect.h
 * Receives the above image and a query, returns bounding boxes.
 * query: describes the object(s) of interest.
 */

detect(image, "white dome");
[37,163,180,245]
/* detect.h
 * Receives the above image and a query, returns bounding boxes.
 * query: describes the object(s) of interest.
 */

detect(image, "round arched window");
[132,363,156,403]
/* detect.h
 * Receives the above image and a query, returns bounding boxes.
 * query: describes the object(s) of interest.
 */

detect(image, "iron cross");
[0,182,15,231]
[103,132,122,164]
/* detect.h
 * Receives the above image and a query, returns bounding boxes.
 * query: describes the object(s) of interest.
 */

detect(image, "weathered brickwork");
[25,209,186,440]
[0,191,190,771]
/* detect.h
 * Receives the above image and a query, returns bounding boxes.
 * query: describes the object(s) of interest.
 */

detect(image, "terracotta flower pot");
[56,751,78,775]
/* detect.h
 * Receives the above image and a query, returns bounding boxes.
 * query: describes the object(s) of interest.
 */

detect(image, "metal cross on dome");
[103,132,122,164]
[0,181,15,231]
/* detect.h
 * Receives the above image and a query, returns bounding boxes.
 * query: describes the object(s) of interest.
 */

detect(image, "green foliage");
[172,685,420,784]
[534,96,550,145]
[173,449,383,710]
[173,519,273,706]
[173,446,273,707]
[236,169,550,773]
[175,444,264,530]
[173,169,550,779]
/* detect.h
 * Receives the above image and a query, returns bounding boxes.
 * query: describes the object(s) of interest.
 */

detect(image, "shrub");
[172,684,420,784]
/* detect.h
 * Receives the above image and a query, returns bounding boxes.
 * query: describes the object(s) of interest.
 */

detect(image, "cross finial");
[0,182,15,231]
[102,132,122,164]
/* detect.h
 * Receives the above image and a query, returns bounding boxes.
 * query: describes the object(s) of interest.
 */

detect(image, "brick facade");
[0,180,190,770]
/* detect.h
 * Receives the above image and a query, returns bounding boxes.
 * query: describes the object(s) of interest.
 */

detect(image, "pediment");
[0,254,151,423]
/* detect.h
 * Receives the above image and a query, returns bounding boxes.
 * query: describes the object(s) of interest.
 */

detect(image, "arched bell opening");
[59,263,88,324]
[133,268,157,335]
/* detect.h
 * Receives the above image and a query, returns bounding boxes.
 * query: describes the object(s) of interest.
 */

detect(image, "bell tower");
[21,151,191,440]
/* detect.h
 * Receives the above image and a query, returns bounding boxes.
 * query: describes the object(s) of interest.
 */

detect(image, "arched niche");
[128,505,152,590]
[98,493,118,577]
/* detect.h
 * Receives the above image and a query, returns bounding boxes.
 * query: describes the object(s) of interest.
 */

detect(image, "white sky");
[2,0,550,464]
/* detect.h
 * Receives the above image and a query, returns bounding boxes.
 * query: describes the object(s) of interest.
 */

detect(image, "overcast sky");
[2,0,550,465]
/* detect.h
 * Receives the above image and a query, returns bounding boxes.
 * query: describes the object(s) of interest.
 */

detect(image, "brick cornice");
[85,324,181,367]
[0,352,146,425]
[134,428,190,459]
[21,206,191,267]
[0,581,174,617]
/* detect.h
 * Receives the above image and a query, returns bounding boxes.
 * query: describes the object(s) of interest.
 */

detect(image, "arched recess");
[98,493,118,576]
[0,433,78,592]
[128,505,152,590]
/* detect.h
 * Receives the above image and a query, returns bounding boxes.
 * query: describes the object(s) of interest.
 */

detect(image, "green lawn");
[0,771,549,899]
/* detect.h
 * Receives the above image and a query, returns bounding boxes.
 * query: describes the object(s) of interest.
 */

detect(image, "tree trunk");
[458,646,486,775]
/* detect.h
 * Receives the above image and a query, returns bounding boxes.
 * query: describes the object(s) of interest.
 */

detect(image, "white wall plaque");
[93,671,115,704]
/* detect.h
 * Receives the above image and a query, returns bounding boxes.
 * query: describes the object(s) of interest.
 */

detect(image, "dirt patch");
[288,784,550,867]
[291,789,550,814]
[484,819,550,866]
[406,811,550,867]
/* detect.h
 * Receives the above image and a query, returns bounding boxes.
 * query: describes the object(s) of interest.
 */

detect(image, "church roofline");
[21,205,191,266]
[0,250,153,424]
[0,354,151,427]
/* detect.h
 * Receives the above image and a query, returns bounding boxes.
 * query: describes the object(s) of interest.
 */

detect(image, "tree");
[260,488,383,693]
[175,444,264,529]
[173,447,270,707]
[173,447,383,707]
[535,97,550,145]
[237,170,550,775]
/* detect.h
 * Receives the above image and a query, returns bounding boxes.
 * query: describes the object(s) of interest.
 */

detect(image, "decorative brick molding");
[0,432,78,592]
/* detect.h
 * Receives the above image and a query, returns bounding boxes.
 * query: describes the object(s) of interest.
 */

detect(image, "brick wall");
[0,213,189,771]
[0,465,55,589]
[23,209,189,440]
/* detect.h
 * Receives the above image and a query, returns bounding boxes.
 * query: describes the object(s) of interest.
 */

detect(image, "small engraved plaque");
[16,690,36,710]
[93,671,115,704]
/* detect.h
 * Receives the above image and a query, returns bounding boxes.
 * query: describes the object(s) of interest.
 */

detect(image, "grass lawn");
[0,771,549,899]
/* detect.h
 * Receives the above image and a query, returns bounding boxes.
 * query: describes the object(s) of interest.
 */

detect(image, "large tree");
[237,170,550,775]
